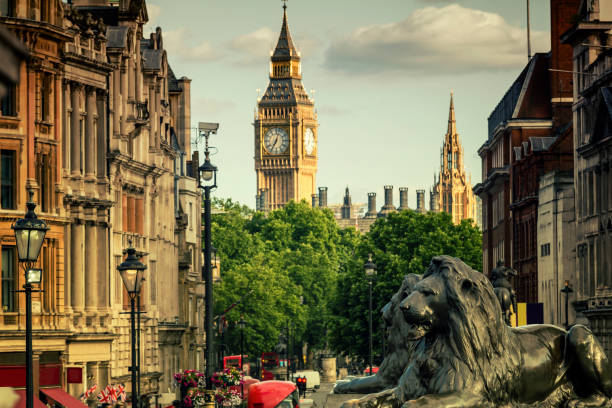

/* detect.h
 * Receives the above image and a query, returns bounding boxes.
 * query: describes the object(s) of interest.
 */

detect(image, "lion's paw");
[567,393,609,408]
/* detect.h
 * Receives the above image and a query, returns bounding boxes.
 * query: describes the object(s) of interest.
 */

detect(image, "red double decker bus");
[260,352,279,380]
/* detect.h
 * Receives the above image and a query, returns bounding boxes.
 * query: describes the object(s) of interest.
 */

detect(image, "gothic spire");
[272,2,300,62]
[447,91,456,136]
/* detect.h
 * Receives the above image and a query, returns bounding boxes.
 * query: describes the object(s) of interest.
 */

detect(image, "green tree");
[328,210,482,361]
[211,199,359,363]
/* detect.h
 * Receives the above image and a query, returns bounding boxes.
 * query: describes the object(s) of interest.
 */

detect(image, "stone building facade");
[0,0,203,404]
[0,0,73,403]
[537,170,576,326]
[254,5,318,210]
[431,93,476,225]
[61,4,115,399]
[561,0,612,351]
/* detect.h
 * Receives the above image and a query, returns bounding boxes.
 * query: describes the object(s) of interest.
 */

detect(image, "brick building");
[474,0,578,300]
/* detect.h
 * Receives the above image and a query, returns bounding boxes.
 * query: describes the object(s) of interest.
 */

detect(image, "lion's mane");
[398,256,522,404]
[377,274,421,385]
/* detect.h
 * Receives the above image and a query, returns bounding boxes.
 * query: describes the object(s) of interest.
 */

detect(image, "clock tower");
[254,3,318,210]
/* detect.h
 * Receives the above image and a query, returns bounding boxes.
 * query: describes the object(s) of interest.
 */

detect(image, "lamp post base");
[205,389,215,408]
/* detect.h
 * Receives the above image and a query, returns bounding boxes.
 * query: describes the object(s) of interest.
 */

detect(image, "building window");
[454,152,458,169]
[0,84,16,117]
[1,150,16,210]
[36,151,52,212]
[447,152,452,170]
[189,202,193,230]
[0,0,15,17]
[39,73,53,122]
[541,243,551,257]
[2,247,15,312]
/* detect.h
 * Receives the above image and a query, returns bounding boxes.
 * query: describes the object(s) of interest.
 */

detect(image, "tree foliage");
[212,199,358,359]
[328,211,482,362]
[211,197,482,365]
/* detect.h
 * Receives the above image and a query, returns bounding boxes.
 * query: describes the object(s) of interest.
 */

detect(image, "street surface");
[308,382,367,408]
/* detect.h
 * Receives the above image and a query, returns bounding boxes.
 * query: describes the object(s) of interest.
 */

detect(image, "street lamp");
[238,316,246,399]
[12,191,48,408]
[560,280,574,330]
[117,242,146,407]
[198,122,219,403]
[364,254,376,376]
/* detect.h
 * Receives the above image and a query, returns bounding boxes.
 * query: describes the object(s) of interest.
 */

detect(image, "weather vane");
[282,0,287,11]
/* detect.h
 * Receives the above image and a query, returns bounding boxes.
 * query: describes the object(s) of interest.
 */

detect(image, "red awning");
[40,388,87,408]
[14,389,47,408]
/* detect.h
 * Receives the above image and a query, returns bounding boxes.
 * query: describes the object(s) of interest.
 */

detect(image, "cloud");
[318,105,347,117]
[229,27,277,65]
[228,27,321,66]
[323,4,549,76]
[162,28,222,63]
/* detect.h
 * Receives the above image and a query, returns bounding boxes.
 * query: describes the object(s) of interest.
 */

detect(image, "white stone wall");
[537,171,575,326]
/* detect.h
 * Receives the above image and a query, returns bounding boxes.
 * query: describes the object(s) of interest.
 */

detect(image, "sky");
[144,0,552,209]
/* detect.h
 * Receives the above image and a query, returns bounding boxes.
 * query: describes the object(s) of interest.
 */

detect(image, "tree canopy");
[328,210,482,361]
[211,199,482,365]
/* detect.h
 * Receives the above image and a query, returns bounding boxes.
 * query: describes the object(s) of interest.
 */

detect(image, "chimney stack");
[416,189,426,213]
[365,193,377,218]
[378,185,396,217]
[318,187,328,208]
[399,187,409,210]
[311,194,318,208]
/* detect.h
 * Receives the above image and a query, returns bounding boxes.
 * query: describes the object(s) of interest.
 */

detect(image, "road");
[306,382,367,408]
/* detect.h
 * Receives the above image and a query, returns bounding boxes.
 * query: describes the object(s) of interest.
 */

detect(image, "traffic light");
[296,376,307,397]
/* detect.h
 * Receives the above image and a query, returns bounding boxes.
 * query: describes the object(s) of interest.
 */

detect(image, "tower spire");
[447,91,456,136]
[272,0,299,61]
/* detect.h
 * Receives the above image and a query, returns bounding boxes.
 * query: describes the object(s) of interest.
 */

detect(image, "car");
[248,381,299,408]
[292,370,320,390]
[363,366,379,375]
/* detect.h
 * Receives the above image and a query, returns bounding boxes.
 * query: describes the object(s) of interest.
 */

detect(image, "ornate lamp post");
[12,191,48,408]
[238,316,246,399]
[364,254,377,376]
[117,242,146,407]
[198,122,219,404]
[560,280,574,330]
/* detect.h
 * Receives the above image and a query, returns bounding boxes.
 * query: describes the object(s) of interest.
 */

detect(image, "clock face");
[304,128,315,155]
[264,127,289,154]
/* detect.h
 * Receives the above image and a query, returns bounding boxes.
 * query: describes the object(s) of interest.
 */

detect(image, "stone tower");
[341,186,354,219]
[254,3,318,210]
[430,92,476,224]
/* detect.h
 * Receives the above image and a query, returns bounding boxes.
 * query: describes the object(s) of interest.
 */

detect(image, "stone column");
[120,62,128,136]
[97,361,110,392]
[149,83,156,147]
[62,80,70,171]
[135,198,144,235]
[71,220,84,312]
[96,92,107,178]
[84,220,98,312]
[70,83,81,175]
[113,70,120,137]
[85,87,97,177]
[97,221,108,310]
[135,56,141,101]
[128,57,135,101]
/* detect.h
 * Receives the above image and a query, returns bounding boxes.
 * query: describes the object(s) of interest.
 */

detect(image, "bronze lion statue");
[343,255,612,408]
[334,274,421,394]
